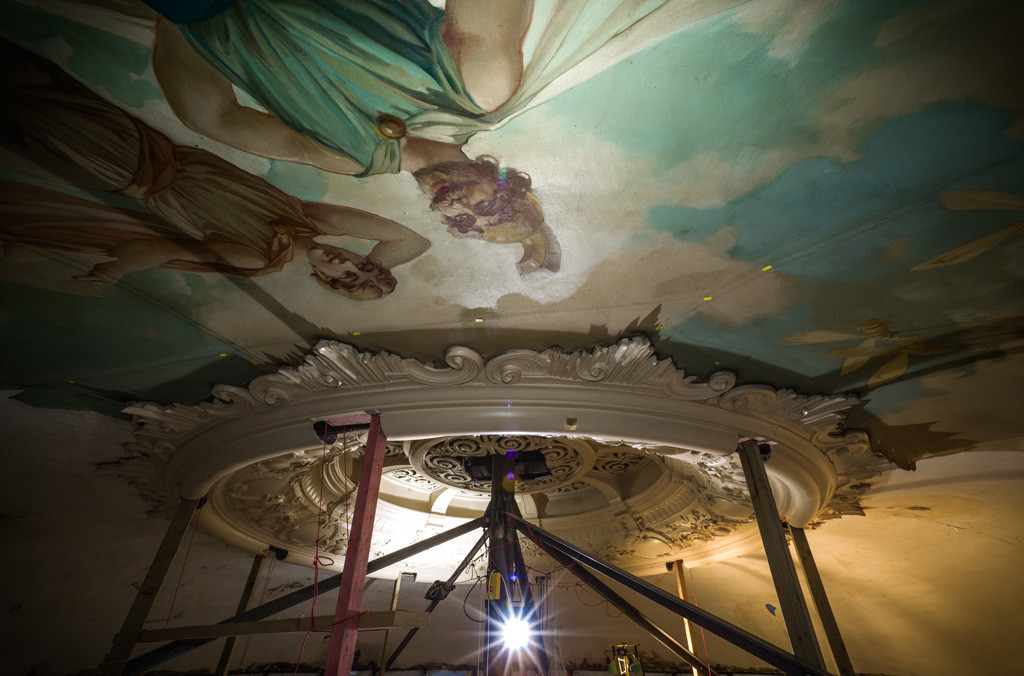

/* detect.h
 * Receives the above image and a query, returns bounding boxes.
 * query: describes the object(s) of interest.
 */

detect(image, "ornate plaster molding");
[199,433,759,576]
[114,337,891,572]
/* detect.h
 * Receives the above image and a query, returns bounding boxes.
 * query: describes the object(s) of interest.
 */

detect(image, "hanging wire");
[463,574,487,623]
[293,426,338,673]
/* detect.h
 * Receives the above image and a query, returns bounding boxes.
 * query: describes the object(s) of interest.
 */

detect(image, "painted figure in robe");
[141,0,742,270]
[0,39,429,300]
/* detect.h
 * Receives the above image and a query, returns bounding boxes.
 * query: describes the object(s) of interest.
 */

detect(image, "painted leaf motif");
[841,338,876,375]
[822,343,895,359]
[888,332,920,342]
[911,219,1024,271]
[868,353,909,387]
[779,330,860,345]
[859,318,893,336]
[939,190,1024,212]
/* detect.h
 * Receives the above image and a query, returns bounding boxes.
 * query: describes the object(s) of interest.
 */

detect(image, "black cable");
[462,574,486,623]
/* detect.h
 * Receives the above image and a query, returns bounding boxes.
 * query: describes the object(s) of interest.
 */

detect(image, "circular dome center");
[414,434,592,493]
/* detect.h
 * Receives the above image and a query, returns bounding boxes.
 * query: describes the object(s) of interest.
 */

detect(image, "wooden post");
[673,560,700,676]
[124,517,486,675]
[136,611,430,641]
[324,413,388,676]
[735,439,825,669]
[98,496,202,675]
[379,572,413,676]
[790,526,855,676]
[538,547,710,675]
[214,553,266,676]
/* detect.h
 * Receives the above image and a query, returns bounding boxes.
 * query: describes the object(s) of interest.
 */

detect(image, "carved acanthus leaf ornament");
[112,337,890,575]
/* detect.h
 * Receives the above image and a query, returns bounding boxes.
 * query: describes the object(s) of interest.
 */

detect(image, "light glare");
[501,615,532,651]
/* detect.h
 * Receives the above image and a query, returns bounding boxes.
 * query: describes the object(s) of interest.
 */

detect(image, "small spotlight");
[500,614,532,651]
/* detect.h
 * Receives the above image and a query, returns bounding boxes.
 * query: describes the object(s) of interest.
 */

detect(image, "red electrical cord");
[293,426,338,673]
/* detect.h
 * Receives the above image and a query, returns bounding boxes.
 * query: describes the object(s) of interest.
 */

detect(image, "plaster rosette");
[117,337,891,577]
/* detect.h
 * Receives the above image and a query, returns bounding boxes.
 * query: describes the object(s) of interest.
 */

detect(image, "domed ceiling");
[1,1,1023,674]
[119,339,886,577]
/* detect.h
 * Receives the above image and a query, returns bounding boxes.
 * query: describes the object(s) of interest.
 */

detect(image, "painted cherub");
[0,39,428,299]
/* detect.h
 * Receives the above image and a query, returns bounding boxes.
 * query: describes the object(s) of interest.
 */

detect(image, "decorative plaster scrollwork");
[548,481,588,494]
[384,467,442,492]
[403,346,484,386]
[123,337,875,464]
[591,451,646,475]
[111,337,892,575]
[482,351,550,384]
[416,435,586,493]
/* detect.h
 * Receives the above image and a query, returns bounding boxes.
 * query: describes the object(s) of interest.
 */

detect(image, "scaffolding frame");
[100,439,850,676]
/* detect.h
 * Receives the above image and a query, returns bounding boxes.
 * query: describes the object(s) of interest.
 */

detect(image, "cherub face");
[435,180,514,233]
[432,180,496,215]
[413,158,542,243]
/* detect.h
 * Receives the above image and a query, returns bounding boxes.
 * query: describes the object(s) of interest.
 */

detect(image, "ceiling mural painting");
[0,0,1021,472]
[3,2,1024,674]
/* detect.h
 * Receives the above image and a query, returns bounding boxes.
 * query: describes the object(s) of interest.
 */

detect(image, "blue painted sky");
[532,0,932,170]
[651,102,1024,383]
[651,104,1024,278]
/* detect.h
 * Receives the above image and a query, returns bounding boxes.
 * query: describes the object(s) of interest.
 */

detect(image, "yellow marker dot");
[67,380,76,384]
[714,362,721,365]
[654,325,662,331]
[703,296,713,301]
[474,318,484,323]
[762,265,773,271]
[219,353,228,357]
[352,332,362,336]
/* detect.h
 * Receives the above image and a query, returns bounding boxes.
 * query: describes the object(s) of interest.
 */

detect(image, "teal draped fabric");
[170,0,706,176]
[181,0,485,176]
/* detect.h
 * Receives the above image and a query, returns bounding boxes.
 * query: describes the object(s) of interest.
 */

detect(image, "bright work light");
[500,613,533,651]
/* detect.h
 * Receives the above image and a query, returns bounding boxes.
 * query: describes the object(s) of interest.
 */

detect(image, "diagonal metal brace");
[507,514,830,676]
[522,519,717,676]
[124,517,486,675]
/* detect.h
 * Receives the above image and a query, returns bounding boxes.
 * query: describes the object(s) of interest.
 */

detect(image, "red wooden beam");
[324,413,374,427]
[324,413,388,676]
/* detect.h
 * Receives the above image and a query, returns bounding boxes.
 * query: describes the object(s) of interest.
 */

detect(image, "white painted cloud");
[733,0,840,63]
[194,113,797,349]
